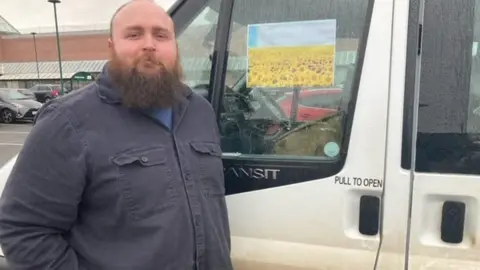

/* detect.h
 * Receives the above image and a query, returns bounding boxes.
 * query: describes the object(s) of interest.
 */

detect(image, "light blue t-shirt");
[150,108,172,130]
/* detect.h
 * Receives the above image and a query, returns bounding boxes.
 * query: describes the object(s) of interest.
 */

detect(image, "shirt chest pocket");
[190,141,225,198]
[111,146,177,220]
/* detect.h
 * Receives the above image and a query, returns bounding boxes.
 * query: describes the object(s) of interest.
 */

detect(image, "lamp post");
[30,32,40,83]
[48,0,64,95]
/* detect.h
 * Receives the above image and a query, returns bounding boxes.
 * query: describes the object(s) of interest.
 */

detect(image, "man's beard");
[107,52,184,109]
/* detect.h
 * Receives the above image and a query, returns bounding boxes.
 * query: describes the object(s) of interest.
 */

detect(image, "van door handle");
[358,195,380,236]
[441,201,466,244]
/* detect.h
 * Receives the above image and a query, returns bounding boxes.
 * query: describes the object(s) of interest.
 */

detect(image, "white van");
[1,0,480,269]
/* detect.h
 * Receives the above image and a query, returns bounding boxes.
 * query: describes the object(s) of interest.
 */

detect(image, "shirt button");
[140,157,149,163]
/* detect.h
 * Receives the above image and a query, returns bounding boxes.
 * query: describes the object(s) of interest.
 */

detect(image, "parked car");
[15,88,37,100]
[0,88,42,124]
[28,84,68,103]
[277,88,343,121]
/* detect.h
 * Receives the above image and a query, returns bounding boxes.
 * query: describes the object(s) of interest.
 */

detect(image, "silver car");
[0,88,42,124]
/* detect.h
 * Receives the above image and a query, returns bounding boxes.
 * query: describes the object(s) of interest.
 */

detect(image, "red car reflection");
[277,88,342,121]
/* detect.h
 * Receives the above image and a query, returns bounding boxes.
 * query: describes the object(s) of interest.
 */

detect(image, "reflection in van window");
[402,0,480,174]
[219,0,369,159]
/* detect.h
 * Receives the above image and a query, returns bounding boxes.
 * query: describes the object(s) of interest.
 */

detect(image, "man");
[0,1,233,269]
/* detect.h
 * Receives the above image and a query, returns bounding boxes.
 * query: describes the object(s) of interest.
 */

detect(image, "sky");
[248,19,337,48]
[0,0,178,34]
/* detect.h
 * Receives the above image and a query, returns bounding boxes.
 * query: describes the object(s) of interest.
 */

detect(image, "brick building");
[0,15,358,90]
[0,29,112,89]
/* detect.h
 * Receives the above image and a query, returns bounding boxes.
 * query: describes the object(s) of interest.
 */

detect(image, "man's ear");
[108,38,113,49]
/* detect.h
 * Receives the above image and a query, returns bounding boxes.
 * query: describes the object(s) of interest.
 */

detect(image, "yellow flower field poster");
[246,19,336,88]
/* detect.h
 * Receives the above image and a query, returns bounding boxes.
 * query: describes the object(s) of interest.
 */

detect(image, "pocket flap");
[190,142,222,157]
[112,146,167,167]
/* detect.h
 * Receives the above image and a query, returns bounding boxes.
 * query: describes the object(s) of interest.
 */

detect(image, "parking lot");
[0,123,32,167]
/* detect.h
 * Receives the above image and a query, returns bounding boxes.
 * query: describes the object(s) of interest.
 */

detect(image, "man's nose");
[142,35,156,51]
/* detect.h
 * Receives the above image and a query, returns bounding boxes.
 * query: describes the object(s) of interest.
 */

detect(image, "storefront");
[0,60,106,89]
[70,71,96,90]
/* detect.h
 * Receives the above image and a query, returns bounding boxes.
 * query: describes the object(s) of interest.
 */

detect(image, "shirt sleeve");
[0,103,88,270]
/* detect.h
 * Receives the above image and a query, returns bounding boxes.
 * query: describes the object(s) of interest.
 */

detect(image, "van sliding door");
[402,0,480,268]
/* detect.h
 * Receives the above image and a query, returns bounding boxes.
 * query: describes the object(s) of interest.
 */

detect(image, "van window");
[215,0,371,159]
[177,6,219,87]
[174,0,373,190]
[402,0,480,174]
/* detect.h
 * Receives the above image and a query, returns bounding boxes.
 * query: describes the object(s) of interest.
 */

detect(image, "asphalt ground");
[0,122,33,168]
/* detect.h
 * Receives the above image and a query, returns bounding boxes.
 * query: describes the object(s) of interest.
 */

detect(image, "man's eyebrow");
[123,25,171,33]
[152,26,172,33]
[123,25,143,32]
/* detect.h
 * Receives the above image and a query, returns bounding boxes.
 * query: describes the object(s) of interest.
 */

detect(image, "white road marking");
[0,131,30,134]
[0,143,23,146]
[0,124,32,127]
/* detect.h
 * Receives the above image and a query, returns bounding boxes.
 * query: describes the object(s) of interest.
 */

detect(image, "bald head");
[109,0,174,39]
